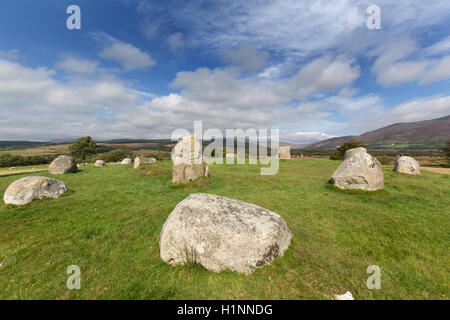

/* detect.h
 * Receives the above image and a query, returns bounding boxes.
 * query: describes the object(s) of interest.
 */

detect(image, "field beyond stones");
[0,159,448,300]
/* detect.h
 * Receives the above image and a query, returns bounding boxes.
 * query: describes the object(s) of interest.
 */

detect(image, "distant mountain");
[0,141,47,148]
[305,115,450,149]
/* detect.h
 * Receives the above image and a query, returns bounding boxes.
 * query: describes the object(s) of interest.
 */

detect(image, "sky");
[0,0,449,143]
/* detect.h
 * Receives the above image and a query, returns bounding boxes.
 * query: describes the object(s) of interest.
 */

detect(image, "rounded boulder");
[394,156,420,175]
[160,193,292,274]
[3,176,68,206]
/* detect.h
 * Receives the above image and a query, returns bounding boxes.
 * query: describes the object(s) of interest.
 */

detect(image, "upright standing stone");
[394,156,420,175]
[279,146,291,160]
[330,147,384,191]
[171,135,208,184]
[48,155,77,174]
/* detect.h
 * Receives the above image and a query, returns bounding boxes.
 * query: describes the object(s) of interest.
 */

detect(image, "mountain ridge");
[305,115,450,149]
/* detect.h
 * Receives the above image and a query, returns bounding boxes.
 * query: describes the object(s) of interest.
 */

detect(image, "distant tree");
[330,141,365,160]
[442,141,450,164]
[68,136,99,165]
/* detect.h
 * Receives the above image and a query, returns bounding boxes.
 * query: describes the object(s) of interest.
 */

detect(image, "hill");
[305,115,450,149]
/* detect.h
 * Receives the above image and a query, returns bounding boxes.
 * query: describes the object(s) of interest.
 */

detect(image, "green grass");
[0,160,448,300]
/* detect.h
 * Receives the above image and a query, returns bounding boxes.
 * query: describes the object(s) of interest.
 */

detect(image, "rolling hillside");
[305,115,450,149]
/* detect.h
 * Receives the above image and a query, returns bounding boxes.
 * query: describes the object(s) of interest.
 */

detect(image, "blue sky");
[0,0,449,143]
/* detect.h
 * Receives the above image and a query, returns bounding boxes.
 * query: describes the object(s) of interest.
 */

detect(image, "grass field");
[0,159,448,300]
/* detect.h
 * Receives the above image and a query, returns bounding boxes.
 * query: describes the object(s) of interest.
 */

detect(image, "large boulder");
[330,147,384,191]
[3,176,68,206]
[279,146,291,160]
[48,155,77,174]
[160,193,292,274]
[121,158,132,165]
[394,156,420,175]
[171,135,208,184]
[133,157,156,169]
[94,160,106,167]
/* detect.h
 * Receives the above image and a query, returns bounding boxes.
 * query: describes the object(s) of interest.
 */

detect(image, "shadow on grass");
[168,177,212,190]
[324,181,385,196]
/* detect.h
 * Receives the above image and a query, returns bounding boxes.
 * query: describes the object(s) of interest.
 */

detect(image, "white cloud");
[277,55,360,98]
[371,95,450,126]
[55,57,99,74]
[134,0,450,58]
[222,42,270,73]
[423,36,450,56]
[372,38,450,86]
[281,131,336,144]
[98,41,156,71]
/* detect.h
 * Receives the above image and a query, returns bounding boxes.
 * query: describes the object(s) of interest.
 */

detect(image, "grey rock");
[133,157,156,168]
[121,158,132,165]
[394,156,420,175]
[48,155,77,174]
[160,193,292,274]
[171,135,208,183]
[330,147,384,191]
[3,176,68,206]
[279,146,291,160]
[94,160,106,167]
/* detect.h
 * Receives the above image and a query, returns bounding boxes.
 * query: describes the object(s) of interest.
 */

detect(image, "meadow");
[0,159,448,299]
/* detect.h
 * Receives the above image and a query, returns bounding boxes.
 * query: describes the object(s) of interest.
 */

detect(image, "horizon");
[1,1,450,144]
[1,114,448,144]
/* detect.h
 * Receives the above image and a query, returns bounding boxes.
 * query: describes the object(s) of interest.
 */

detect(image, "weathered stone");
[3,176,68,206]
[171,135,208,183]
[335,291,354,300]
[160,193,292,274]
[95,160,106,167]
[133,157,156,168]
[330,147,384,191]
[48,155,77,174]
[279,146,291,160]
[394,156,420,175]
[121,158,132,165]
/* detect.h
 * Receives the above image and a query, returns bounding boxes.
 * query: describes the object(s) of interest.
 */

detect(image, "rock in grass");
[121,158,132,165]
[394,156,420,175]
[330,147,384,191]
[3,176,68,206]
[48,155,78,174]
[171,135,208,183]
[160,193,292,274]
[279,146,291,160]
[95,160,106,167]
[133,157,156,168]
[335,291,354,300]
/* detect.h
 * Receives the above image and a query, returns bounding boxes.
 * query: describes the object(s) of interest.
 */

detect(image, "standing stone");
[394,156,420,175]
[330,147,384,191]
[160,193,292,274]
[279,146,291,160]
[48,155,77,174]
[95,160,106,167]
[121,158,132,165]
[171,135,208,184]
[3,176,68,206]
[133,157,157,169]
